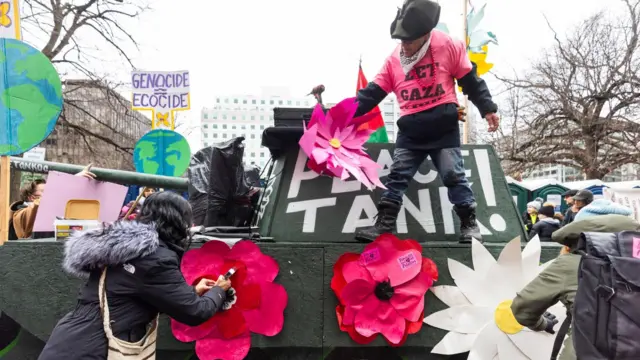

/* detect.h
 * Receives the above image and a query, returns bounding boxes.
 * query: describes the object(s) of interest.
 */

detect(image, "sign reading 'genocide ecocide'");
[131,70,190,130]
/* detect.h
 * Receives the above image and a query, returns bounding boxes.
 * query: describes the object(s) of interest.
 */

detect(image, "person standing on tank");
[353,0,500,243]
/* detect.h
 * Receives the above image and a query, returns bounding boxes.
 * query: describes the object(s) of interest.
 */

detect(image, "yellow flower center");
[494,299,524,334]
[329,138,341,148]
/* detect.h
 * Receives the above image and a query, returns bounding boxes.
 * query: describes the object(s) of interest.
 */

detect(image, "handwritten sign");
[131,70,190,130]
[0,0,21,40]
[361,248,381,265]
[603,188,640,223]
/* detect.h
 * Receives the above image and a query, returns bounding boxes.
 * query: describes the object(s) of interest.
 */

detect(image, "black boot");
[454,203,483,244]
[354,198,402,243]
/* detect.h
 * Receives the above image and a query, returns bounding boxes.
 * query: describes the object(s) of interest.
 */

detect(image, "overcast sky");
[37,0,619,148]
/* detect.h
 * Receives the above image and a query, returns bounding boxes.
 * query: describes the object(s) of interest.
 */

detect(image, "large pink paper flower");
[298,97,386,190]
[331,234,438,345]
[171,240,287,360]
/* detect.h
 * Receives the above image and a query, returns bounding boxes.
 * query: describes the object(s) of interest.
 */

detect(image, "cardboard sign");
[33,171,127,232]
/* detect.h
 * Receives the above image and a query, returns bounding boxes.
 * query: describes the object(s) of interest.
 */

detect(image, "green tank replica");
[0,144,562,359]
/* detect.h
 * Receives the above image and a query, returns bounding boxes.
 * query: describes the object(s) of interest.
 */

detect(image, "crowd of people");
[523,189,601,242]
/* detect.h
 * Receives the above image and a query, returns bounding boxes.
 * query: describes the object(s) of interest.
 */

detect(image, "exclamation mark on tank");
[474,149,507,233]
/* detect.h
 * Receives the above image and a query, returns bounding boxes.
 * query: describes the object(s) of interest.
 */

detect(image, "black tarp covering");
[203,137,255,227]
[187,146,214,225]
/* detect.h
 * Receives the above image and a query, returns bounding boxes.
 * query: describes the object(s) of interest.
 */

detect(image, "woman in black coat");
[38,192,231,360]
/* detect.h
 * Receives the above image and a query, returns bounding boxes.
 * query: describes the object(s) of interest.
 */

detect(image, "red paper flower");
[331,234,438,346]
[171,240,288,360]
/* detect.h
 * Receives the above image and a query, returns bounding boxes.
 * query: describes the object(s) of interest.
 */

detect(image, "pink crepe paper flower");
[298,97,386,190]
[171,240,288,360]
[331,234,438,345]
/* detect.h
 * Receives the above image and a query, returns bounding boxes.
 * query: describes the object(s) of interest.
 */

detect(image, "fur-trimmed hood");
[63,221,159,278]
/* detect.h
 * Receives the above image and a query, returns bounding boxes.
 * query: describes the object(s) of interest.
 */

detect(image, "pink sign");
[33,171,128,232]
[633,237,640,259]
[361,248,381,265]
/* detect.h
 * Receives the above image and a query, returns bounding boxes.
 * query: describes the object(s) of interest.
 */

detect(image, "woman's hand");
[213,275,231,291]
[75,164,96,179]
[194,278,215,296]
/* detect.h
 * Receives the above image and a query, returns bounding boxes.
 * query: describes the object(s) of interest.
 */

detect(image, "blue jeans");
[381,147,475,206]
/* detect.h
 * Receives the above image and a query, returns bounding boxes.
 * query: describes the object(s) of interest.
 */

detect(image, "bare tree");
[488,0,640,179]
[21,0,151,166]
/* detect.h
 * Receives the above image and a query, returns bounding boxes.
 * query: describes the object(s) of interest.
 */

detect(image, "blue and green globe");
[0,39,63,156]
[133,129,191,177]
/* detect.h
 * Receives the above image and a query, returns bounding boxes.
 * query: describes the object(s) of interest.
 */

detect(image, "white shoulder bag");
[99,269,159,360]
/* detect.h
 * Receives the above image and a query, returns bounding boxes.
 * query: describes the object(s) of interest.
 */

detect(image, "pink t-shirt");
[373,30,473,117]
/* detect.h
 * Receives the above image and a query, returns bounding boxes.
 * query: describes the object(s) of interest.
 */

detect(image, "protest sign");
[131,70,190,130]
[604,187,640,223]
[0,0,21,40]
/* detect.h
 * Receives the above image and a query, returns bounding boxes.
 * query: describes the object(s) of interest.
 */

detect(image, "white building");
[200,88,313,168]
[525,164,640,182]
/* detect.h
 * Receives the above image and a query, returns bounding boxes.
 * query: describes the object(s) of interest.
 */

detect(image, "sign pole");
[462,0,470,145]
[0,0,21,244]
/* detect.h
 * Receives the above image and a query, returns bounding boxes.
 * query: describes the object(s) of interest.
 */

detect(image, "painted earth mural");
[0,38,63,156]
[133,129,191,177]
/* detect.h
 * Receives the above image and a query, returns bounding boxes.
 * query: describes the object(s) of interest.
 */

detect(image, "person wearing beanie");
[353,0,499,244]
[574,199,633,222]
[528,205,561,242]
[511,203,638,360]
[523,200,542,232]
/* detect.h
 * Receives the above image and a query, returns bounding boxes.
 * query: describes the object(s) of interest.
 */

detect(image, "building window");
[216,98,220,103]
[304,101,309,106]
[224,98,228,103]
[223,134,227,138]
[203,124,208,129]
[250,134,256,139]
[213,115,217,119]
[252,100,256,104]
[222,115,227,120]
[241,125,246,130]
[296,101,300,106]
[204,114,208,119]
[232,116,236,120]
[213,134,218,138]
[251,125,256,129]
[232,125,236,130]
[270,100,274,105]
[250,116,255,121]
[222,124,227,129]
[287,100,292,105]
[234,99,238,104]
[243,99,247,104]
[260,115,264,120]
[204,133,208,138]
[251,152,256,157]
[261,100,265,104]
[213,124,218,129]
[278,100,283,105]
[260,125,265,130]
[269,115,273,121]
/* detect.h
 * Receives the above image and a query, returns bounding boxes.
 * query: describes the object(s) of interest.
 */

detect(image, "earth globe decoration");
[133,129,191,177]
[0,38,63,156]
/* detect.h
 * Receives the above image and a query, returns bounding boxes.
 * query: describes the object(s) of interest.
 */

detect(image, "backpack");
[573,231,640,359]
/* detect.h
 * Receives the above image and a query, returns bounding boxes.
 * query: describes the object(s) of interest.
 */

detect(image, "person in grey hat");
[353,0,499,243]
[571,189,594,216]
[561,189,579,225]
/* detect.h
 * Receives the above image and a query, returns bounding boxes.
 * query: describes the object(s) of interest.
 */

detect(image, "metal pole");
[462,0,470,144]
[8,157,189,190]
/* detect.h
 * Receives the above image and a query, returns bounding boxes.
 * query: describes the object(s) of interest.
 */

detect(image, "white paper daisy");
[424,236,566,360]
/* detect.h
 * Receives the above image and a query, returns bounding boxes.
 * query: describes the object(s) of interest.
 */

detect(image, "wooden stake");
[462,0,470,144]
[124,187,148,219]
[0,156,10,244]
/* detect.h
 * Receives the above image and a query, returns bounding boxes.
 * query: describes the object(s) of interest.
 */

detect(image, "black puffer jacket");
[38,221,226,360]
[528,217,561,242]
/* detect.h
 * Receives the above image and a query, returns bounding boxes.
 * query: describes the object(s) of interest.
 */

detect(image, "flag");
[356,61,389,143]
